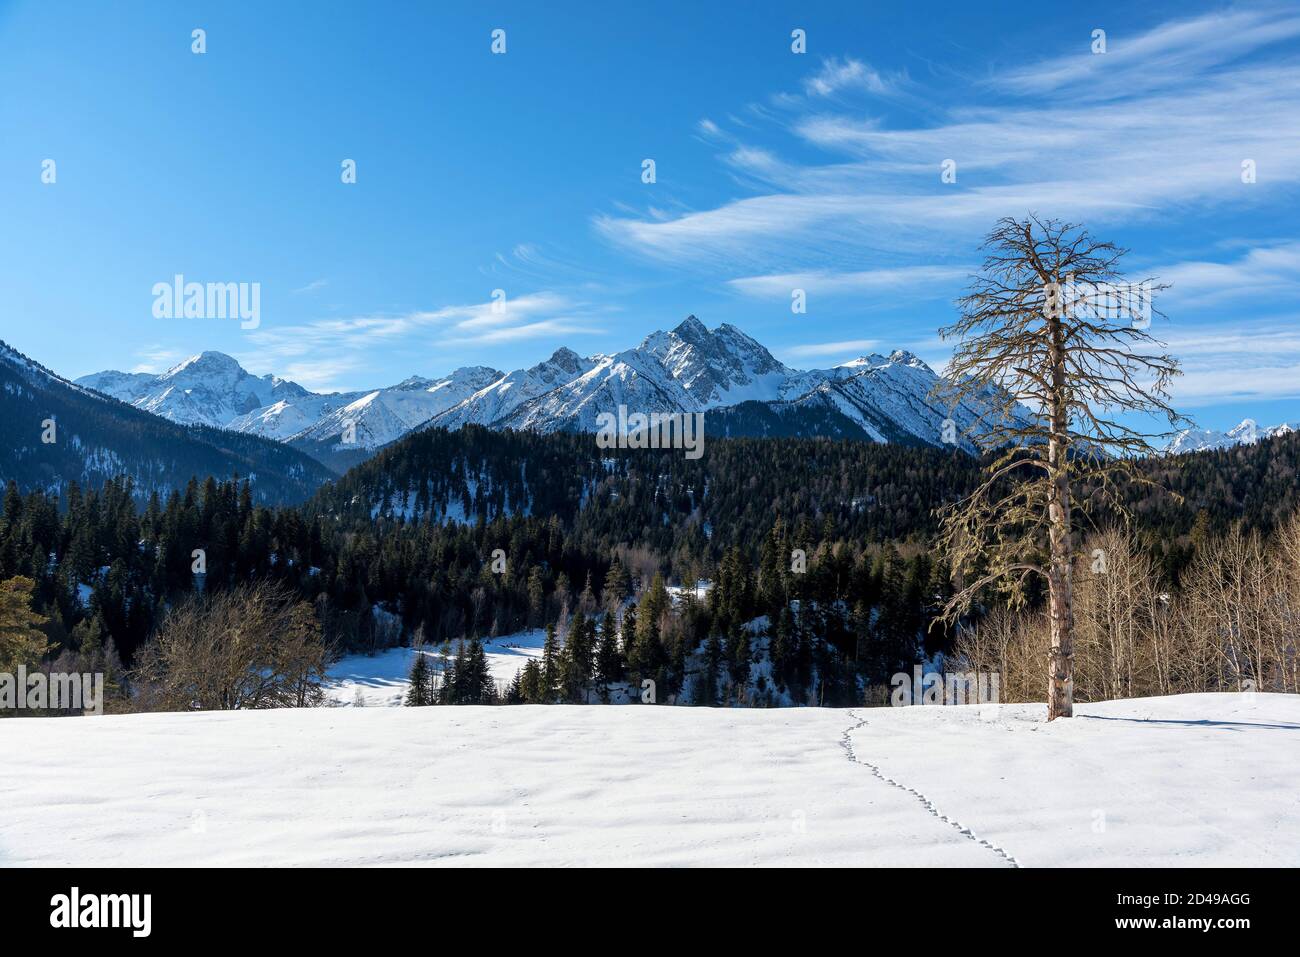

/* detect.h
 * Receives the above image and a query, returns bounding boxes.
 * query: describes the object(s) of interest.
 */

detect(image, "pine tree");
[0,576,51,670]
[505,668,524,704]
[443,639,468,704]
[594,611,622,701]
[562,612,594,703]
[726,624,751,699]
[539,622,560,703]
[632,575,669,678]
[406,652,432,706]
[519,658,544,703]
[606,555,631,604]
[464,638,493,704]
[620,605,637,667]
[697,631,721,706]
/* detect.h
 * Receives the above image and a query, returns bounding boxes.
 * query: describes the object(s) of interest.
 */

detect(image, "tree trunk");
[1046,310,1075,720]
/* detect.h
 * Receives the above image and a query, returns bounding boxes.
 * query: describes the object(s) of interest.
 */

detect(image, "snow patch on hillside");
[324,631,549,705]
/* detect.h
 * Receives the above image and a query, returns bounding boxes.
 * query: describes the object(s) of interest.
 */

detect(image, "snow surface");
[324,631,548,706]
[0,693,1294,867]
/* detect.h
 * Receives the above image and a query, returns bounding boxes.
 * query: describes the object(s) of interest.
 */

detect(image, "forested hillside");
[1,340,333,505]
[5,422,1300,710]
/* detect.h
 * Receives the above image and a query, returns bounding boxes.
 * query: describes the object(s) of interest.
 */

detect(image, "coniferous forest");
[4,423,1300,711]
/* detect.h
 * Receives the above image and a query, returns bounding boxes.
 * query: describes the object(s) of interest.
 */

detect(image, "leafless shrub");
[134,582,328,711]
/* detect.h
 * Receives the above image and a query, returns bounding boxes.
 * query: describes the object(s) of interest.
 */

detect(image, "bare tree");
[135,582,328,711]
[934,216,1186,719]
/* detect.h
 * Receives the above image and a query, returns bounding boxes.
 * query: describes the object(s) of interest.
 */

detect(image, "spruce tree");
[539,622,559,703]
[406,652,432,706]
[594,611,622,701]
[0,576,51,671]
[562,611,594,703]
[520,658,544,703]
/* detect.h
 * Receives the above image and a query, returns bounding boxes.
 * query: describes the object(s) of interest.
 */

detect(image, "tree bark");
[1046,307,1075,719]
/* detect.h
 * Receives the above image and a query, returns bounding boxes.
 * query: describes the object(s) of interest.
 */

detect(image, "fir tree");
[539,622,560,703]
[406,652,432,706]
[594,611,622,701]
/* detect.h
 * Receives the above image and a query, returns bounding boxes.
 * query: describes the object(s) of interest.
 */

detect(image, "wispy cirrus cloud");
[129,346,188,374]
[729,264,970,299]
[1153,316,1300,406]
[1154,241,1300,306]
[595,10,1300,273]
[998,6,1300,99]
[804,56,895,97]
[781,338,881,360]
[242,291,605,389]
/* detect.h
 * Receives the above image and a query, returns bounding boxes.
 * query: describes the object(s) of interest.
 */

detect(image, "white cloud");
[129,346,187,374]
[1155,242,1300,306]
[998,7,1300,99]
[730,265,970,298]
[243,291,604,385]
[782,338,881,360]
[804,57,893,97]
[1170,362,1300,407]
[596,12,1300,273]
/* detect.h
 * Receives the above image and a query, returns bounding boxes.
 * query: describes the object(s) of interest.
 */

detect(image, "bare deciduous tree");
[934,216,1187,719]
[135,582,328,711]
[951,515,1300,702]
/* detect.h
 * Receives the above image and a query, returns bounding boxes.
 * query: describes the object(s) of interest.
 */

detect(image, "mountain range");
[1166,419,1298,454]
[10,315,1297,504]
[76,317,1008,463]
[0,340,333,504]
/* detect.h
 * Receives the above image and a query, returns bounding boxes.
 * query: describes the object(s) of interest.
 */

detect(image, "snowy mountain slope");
[1167,418,1298,454]
[79,355,504,451]
[78,351,310,429]
[490,320,793,434]
[76,318,1021,455]
[430,317,1004,450]
[429,348,601,430]
[286,368,506,451]
[1,693,1293,866]
[0,340,333,503]
[770,350,1012,451]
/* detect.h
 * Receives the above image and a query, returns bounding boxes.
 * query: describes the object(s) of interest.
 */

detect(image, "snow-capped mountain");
[76,317,1016,457]
[431,348,599,432]
[1,341,332,504]
[428,318,1002,452]
[77,351,310,430]
[78,358,503,451]
[1167,418,1298,454]
[255,368,503,449]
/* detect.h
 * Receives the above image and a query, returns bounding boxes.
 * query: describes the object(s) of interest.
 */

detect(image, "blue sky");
[2,0,1298,431]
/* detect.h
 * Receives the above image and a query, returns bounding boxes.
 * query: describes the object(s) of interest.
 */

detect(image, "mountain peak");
[887,349,929,369]
[544,347,586,374]
[163,351,244,378]
[673,315,709,339]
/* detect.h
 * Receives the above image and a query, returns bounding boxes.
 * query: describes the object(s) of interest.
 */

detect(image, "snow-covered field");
[1,693,1295,867]
[324,632,547,707]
